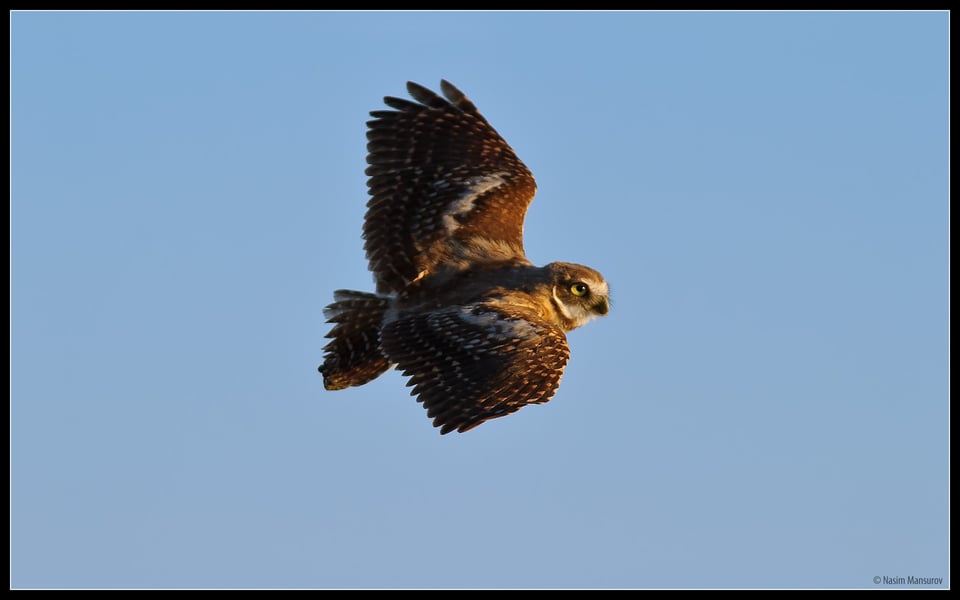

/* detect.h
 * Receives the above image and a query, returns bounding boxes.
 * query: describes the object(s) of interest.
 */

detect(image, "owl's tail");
[318,290,392,391]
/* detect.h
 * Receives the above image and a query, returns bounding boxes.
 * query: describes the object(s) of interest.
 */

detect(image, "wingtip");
[405,80,427,95]
[440,78,459,96]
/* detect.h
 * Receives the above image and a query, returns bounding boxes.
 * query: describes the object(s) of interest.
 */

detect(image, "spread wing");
[363,80,538,294]
[379,303,570,434]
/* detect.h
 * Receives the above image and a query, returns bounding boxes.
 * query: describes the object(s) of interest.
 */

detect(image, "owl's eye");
[570,282,589,297]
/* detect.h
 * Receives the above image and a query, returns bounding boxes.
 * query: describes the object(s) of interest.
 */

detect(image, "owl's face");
[546,262,610,331]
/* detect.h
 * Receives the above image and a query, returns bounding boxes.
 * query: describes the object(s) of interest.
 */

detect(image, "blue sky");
[11,11,948,589]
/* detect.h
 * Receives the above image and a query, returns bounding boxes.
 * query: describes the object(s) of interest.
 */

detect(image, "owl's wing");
[364,81,538,294]
[379,303,570,434]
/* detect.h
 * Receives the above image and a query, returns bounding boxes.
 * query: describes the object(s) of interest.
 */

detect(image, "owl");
[319,80,609,434]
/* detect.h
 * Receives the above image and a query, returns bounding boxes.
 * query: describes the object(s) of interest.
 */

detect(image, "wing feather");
[362,80,538,294]
[379,303,570,434]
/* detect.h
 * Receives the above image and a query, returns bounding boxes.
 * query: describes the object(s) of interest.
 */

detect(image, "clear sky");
[11,11,948,590]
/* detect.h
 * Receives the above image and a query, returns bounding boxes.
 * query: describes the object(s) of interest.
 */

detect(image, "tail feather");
[319,290,392,390]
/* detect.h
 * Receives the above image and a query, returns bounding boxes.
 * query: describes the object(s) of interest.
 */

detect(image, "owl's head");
[544,262,610,331]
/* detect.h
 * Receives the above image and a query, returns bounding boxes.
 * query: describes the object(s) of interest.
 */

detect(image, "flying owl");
[319,80,609,434]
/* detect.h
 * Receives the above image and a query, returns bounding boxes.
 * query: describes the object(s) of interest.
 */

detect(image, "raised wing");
[363,80,537,294]
[379,303,570,434]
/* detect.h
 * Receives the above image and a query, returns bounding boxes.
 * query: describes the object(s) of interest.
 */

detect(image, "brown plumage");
[319,81,609,434]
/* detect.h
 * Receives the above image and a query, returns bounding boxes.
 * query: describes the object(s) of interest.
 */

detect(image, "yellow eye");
[570,282,589,297]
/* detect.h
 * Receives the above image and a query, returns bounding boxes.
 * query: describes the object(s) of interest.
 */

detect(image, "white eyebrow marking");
[587,278,609,298]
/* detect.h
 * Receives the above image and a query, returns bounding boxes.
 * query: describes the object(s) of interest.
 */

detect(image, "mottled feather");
[379,303,570,434]
[363,80,538,294]
[319,291,391,390]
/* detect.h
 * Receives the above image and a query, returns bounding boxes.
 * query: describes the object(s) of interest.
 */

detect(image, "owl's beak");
[594,296,610,316]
